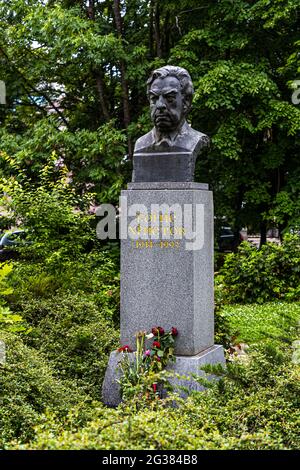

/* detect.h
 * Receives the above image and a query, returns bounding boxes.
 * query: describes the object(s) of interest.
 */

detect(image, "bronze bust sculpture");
[132,66,209,183]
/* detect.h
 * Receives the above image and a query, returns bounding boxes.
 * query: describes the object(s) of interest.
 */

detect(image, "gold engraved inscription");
[131,240,181,249]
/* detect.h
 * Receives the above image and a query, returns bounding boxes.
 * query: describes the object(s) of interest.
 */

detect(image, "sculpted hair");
[147,65,194,107]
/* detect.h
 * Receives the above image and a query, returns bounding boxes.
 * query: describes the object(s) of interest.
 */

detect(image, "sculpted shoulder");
[134,124,209,154]
[181,126,210,154]
[134,130,154,153]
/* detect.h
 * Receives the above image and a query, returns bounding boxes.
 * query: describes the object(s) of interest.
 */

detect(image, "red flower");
[171,327,178,337]
[152,326,165,336]
[152,383,157,392]
[156,356,161,362]
[117,345,133,353]
[153,341,161,348]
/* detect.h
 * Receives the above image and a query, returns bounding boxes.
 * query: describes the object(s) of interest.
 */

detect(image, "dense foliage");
[0,249,120,445]
[216,235,300,304]
[0,0,299,452]
[0,0,299,237]
[0,200,298,450]
[16,344,299,450]
[1,299,298,450]
[0,213,299,450]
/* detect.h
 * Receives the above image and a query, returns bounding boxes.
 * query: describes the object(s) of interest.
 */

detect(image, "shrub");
[7,249,120,323]
[0,159,95,265]
[215,235,300,304]
[10,342,300,450]
[0,263,29,334]
[0,252,120,445]
[0,332,94,447]
[12,292,119,399]
[13,186,94,264]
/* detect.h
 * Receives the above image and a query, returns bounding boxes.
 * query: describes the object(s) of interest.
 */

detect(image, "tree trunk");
[87,0,95,20]
[87,0,110,122]
[163,11,170,58]
[154,1,162,58]
[112,0,132,158]
[149,0,154,58]
[95,73,110,121]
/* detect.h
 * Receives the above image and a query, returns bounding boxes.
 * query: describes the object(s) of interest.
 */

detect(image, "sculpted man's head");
[132,64,209,181]
[147,66,194,134]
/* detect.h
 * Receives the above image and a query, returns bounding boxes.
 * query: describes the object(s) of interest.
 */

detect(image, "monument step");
[102,345,225,407]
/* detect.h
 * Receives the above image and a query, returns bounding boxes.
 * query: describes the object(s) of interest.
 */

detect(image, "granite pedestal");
[102,182,225,405]
[120,183,214,356]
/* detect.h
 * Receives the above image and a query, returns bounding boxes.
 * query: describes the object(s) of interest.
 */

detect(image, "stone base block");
[102,350,126,407]
[102,345,225,407]
[166,345,225,397]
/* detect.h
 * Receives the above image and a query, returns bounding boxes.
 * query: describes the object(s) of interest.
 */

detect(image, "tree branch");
[0,45,69,129]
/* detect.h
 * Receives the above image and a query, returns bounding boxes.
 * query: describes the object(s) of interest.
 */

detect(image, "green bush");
[14,187,94,264]
[0,159,95,265]
[8,249,120,321]
[0,332,95,447]
[0,250,120,446]
[0,263,30,334]
[215,235,300,304]
[12,292,119,399]
[10,341,300,450]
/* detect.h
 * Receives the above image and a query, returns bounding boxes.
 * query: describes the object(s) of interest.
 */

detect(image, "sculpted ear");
[183,96,192,114]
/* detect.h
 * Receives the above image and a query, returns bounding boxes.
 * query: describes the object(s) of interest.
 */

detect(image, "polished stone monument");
[102,66,225,405]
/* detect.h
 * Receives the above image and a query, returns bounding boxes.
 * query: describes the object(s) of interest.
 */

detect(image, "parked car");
[0,230,30,260]
[218,226,246,252]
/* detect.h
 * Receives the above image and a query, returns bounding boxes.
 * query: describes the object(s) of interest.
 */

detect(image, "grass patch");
[217,301,300,346]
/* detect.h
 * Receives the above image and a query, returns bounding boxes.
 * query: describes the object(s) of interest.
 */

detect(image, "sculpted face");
[149,76,187,133]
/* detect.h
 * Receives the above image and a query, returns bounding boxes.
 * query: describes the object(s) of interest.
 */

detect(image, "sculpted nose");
[156,96,166,110]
